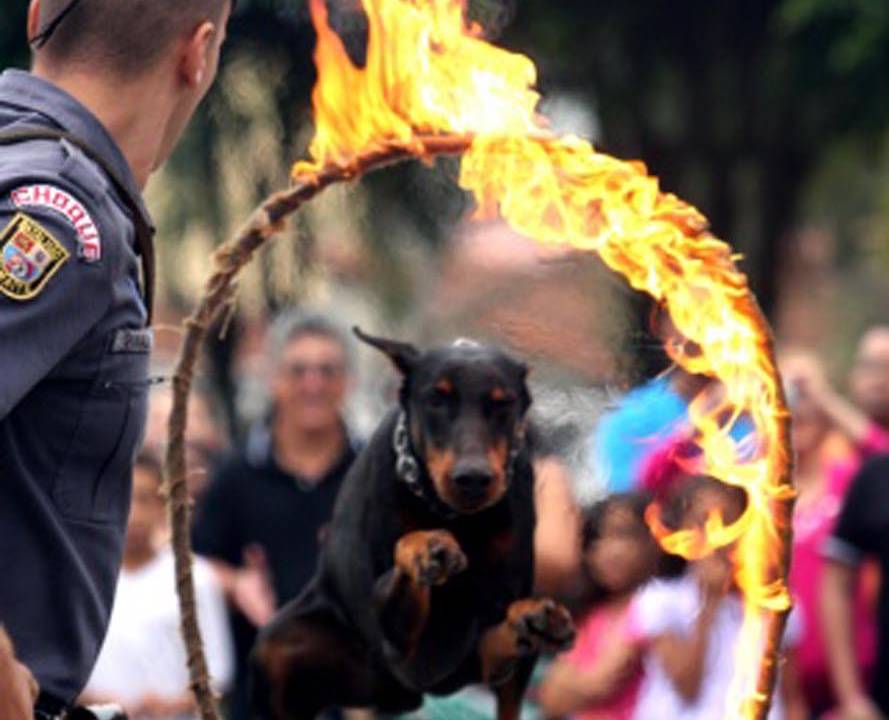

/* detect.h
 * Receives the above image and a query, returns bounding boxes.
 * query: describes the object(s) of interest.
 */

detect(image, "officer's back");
[0,2,233,719]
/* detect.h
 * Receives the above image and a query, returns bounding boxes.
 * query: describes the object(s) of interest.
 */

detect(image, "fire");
[294,0,794,717]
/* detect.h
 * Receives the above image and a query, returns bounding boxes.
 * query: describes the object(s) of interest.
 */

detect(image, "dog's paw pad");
[396,530,467,586]
[507,598,576,654]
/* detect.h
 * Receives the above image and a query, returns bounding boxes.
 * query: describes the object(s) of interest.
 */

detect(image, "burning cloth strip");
[165,2,794,719]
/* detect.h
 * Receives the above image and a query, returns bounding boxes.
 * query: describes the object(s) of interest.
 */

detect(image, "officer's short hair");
[36,0,232,75]
[267,309,353,371]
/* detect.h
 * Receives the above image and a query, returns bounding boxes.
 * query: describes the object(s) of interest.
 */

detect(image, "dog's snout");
[453,467,494,495]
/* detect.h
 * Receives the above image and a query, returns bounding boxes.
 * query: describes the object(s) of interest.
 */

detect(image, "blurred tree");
[5,0,888,316]
[500,0,889,316]
[0,4,29,69]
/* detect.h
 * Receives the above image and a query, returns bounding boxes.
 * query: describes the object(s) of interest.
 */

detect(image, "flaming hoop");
[164,2,794,719]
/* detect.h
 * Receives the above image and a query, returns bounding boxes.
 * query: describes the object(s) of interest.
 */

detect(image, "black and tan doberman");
[251,330,575,720]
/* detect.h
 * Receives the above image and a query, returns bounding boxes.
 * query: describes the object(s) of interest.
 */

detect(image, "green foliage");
[3,0,889,315]
[0,4,29,69]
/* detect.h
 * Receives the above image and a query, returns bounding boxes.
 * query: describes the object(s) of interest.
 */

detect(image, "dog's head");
[356,328,531,515]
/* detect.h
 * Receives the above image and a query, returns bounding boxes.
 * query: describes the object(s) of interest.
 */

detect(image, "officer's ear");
[27,0,41,44]
[179,20,217,88]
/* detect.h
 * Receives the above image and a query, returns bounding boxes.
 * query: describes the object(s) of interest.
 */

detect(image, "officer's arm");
[0,201,112,418]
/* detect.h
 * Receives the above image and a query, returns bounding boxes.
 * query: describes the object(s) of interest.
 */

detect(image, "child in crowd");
[539,493,666,719]
[628,476,808,720]
[80,452,233,720]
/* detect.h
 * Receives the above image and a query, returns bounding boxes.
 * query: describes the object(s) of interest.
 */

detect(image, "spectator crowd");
[79,311,889,720]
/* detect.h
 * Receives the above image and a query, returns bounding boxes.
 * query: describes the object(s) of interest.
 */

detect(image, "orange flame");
[294,1,794,716]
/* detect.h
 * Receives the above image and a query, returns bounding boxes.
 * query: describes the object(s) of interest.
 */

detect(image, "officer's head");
[27,0,233,171]
[268,310,353,434]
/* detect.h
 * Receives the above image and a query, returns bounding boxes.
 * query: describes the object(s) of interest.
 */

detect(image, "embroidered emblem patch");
[0,213,69,300]
[11,184,101,262]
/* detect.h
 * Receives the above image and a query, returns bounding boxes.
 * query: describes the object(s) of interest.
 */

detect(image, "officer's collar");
[0,70,154,233]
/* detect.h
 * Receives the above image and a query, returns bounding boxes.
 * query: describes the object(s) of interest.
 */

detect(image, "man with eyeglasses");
[0,1,232,719]
[193,311,361,720]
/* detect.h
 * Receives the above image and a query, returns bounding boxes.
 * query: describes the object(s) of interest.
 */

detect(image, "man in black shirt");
[193,311,359,720]
[822,454,889,720]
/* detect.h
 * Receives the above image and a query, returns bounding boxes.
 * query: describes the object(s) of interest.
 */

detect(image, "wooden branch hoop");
[163,132,791,720]
[162,135,472,720]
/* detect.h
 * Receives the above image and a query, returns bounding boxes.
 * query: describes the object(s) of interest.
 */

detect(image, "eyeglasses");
[283,362,345,381]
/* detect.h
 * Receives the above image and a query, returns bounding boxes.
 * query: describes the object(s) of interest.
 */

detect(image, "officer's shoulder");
[0,132,115,199]
[0,136,118,267]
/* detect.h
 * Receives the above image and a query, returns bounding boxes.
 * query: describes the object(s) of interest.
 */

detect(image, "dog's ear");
[353,327,420,375]
[516,361,532,413]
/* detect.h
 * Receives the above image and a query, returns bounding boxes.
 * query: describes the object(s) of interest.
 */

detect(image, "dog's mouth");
[424,447,509,515]
[450,488,495,514]
[438,472,508,515]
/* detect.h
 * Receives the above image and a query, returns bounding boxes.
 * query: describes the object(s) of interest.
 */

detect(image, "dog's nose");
[453,469,493,495]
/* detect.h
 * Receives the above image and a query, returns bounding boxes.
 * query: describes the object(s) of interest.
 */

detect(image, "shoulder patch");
[10,184,102,262]
[0,213,70,301]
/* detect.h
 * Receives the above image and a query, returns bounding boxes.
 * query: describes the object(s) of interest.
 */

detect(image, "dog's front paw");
[395,530,468,586]
[507,598,576,655]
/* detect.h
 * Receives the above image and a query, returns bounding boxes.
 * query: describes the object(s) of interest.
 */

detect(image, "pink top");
[563,602,642,720]
[790,422,889,710]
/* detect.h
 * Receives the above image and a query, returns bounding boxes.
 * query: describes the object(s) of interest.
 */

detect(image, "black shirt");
[0,70,153,703]
[825,454,889,714]
[192,421,358,720]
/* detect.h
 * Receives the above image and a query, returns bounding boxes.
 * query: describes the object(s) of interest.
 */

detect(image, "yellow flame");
[294,0,794,715]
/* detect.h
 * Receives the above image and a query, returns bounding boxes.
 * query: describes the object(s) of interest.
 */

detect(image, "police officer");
[0,1,232,718]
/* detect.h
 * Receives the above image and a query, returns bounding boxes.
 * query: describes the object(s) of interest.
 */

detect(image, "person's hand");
[233,544,277,627]
[836,695,886,720]
[782,354,831,407]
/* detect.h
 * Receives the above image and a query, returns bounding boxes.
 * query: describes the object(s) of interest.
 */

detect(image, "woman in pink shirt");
[781,352,888,714]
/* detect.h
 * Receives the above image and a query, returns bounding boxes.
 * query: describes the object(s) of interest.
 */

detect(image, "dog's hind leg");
[493,657,536,720]
[251,595,376,720]
[374,530,467,657]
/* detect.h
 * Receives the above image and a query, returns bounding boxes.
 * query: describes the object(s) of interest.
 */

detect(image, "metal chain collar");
[393,411,458,519]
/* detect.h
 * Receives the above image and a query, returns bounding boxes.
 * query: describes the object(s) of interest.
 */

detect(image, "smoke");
[467,0,517,39]
[321,0,518,66]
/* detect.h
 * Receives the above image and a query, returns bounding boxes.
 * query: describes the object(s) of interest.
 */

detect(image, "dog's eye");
[429,382,454,407]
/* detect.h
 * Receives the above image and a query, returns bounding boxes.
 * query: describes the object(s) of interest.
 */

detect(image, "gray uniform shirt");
[0,69,154,704]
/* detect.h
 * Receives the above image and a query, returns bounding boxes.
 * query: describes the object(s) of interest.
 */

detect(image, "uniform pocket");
[52,330,152,525]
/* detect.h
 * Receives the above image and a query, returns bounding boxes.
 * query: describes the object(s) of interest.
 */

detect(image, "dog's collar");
[392,412,526,520]
[393,412,459,520]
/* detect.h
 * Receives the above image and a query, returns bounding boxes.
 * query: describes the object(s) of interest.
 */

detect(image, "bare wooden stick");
[163,135,472,720]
